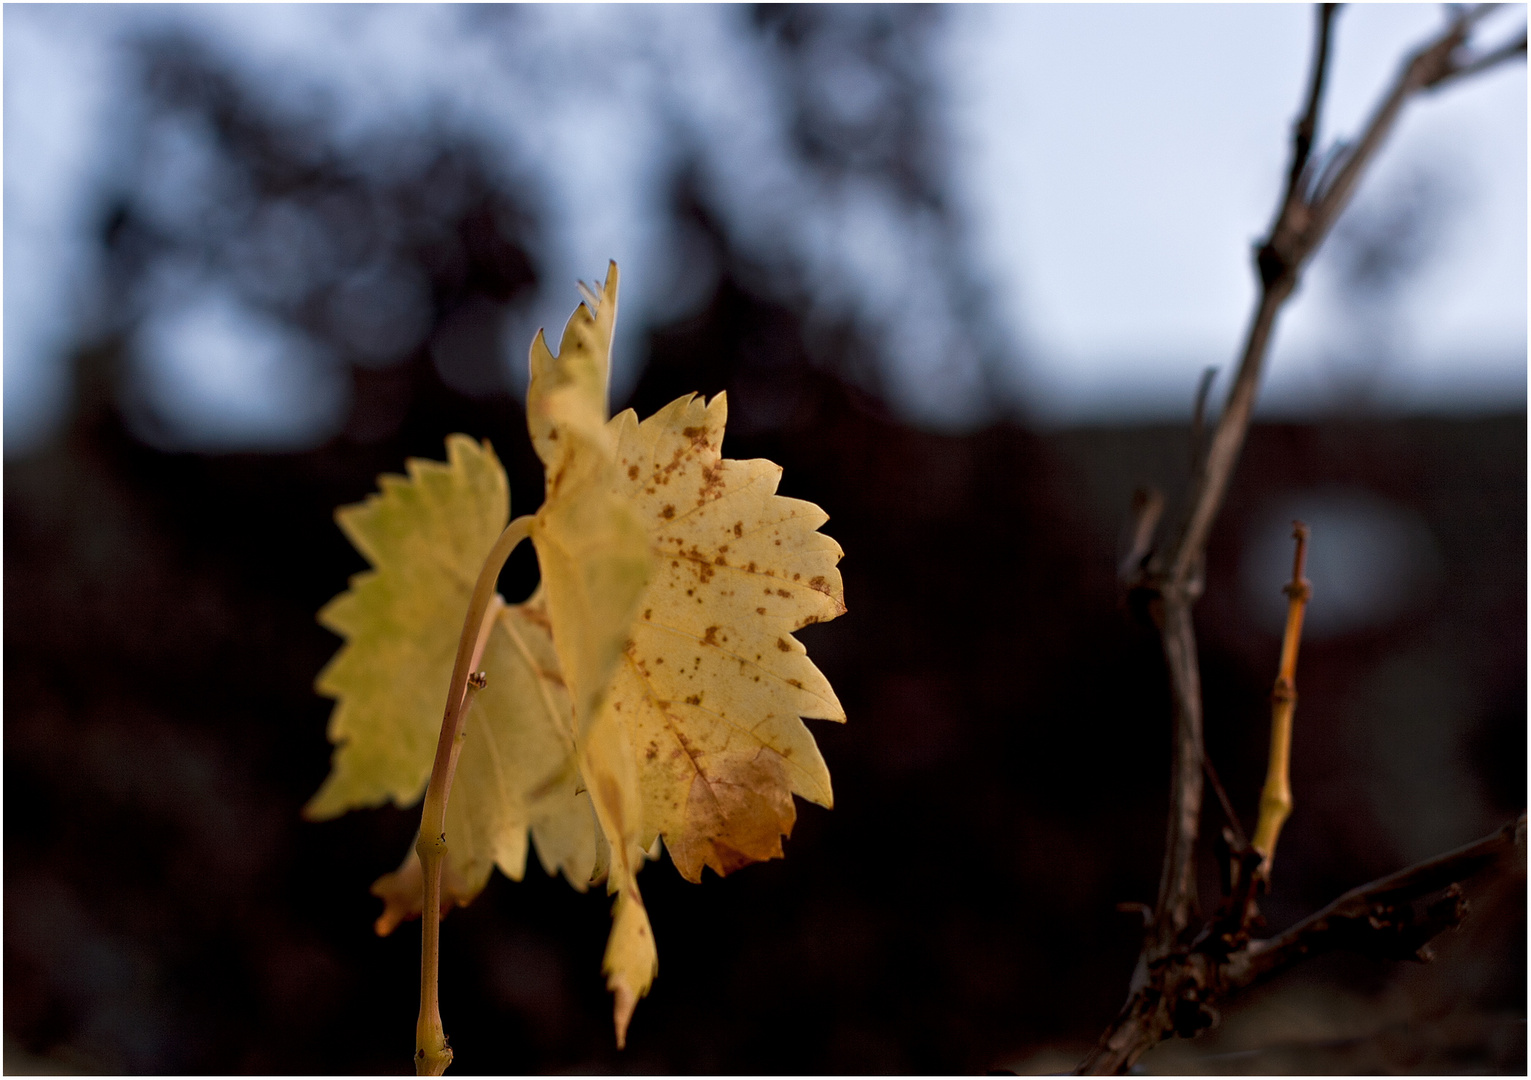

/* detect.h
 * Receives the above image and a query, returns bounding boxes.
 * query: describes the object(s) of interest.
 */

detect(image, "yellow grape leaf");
[306,435,510,817]
[607,393,846,882]
[307,438,601,931]
[525,263,658,1046]
[309,263,845,1053]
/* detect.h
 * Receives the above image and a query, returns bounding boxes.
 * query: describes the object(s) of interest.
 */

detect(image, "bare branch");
[1170,4,1524,590]
[1154,598,1205,944]
[1078,816,1526,1074]
[1081,4,1527,1072]
[1227,814,1527,987]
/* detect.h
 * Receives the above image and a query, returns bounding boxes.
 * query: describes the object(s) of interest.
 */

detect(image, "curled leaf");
[527,264,660,1034]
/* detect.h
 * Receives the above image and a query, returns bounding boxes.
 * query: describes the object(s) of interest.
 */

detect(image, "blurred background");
[5,4,1525,1073]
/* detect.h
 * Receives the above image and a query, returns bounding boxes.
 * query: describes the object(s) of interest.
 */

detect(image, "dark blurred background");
[5,5,1525,1074]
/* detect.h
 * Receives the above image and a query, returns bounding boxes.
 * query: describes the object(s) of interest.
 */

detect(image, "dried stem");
[1251,522,1310,875]
[1202,755,1248,853]
[416,514,534,1076]
[1117,488,1165,585]
[1079,6,1527,1073]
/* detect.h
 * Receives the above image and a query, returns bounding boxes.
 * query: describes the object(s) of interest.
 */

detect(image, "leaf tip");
[612,984,637,1050]
[301,781,345,823]
[602,883,657,1049]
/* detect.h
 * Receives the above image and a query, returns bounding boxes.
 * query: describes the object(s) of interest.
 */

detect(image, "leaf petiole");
[415,513,535,1076]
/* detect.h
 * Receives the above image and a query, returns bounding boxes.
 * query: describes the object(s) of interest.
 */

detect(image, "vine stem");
[416,513,536,1076]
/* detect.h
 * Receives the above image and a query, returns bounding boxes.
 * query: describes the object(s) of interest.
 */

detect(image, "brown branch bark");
[1076,5,1527,1073]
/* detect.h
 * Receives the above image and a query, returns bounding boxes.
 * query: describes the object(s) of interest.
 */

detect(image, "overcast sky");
[949,3,1527,420]
[5,5,1526,453]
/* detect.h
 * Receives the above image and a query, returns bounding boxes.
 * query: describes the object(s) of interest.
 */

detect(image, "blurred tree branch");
[1085,5,1528,1073]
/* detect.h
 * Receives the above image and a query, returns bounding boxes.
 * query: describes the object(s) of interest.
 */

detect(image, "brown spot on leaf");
[810,575,827,591]
[643,609,651,620]
[685,694,701,706]
[776,638,791,652]
[776,589,790,598]
[661,505,675,519]
[733,521,744,538]
[703,626,720,646]
[667,751,795,883]
[628,465,639,480]
[788,679,802,689]
[756,607,766,615]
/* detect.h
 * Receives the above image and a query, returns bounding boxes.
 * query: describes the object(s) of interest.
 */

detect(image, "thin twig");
[1283,3,1337,209]
[1432,27,1527,86]
[1188,367,1219,479]
[1202,756,1248,853]
[1117,488,1165,586]
[1251,522,1310,876]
